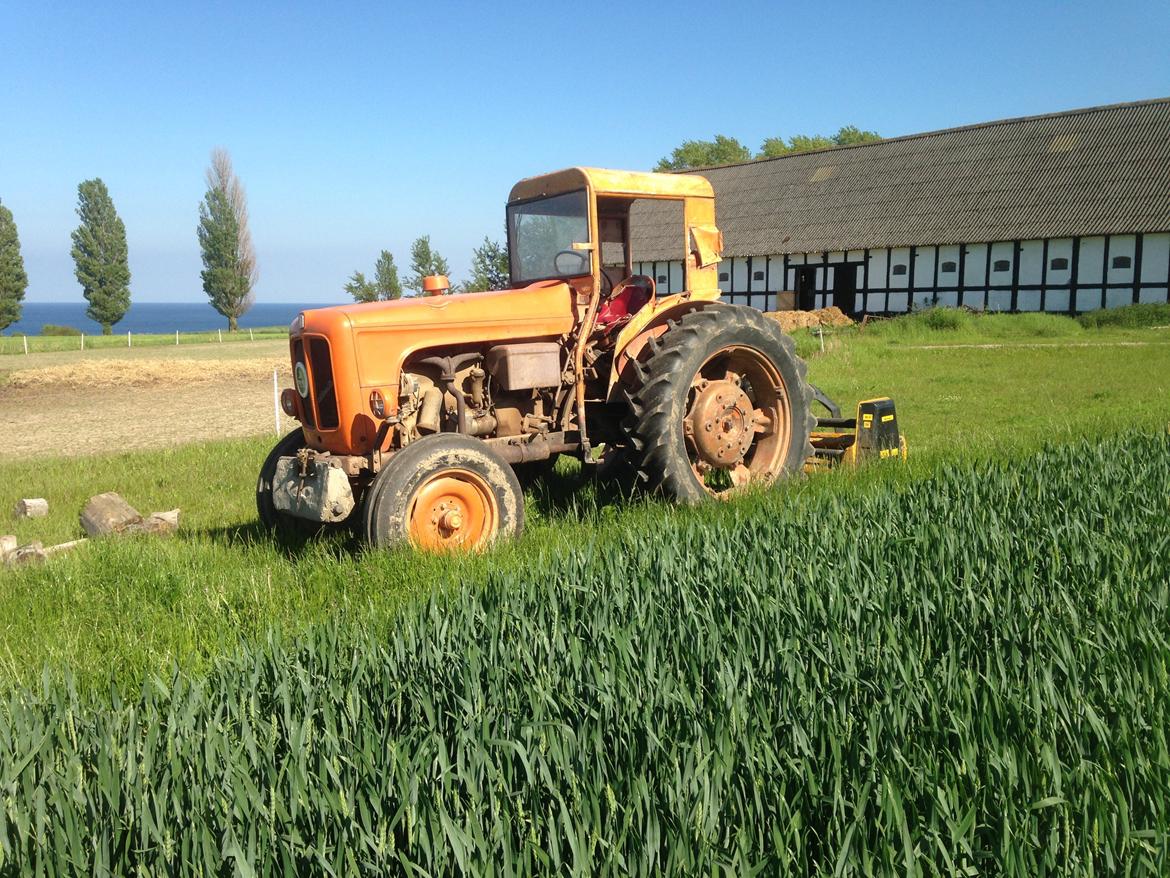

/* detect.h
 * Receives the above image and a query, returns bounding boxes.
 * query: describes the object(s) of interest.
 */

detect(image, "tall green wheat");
[1,435,1167,875]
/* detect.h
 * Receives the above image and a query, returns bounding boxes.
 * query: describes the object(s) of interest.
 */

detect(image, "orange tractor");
[258,168,903,549]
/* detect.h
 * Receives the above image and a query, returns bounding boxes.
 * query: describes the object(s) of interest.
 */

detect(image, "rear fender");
[606,292,723,400]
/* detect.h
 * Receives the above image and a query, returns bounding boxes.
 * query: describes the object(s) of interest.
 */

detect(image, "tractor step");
[806,393,907,469]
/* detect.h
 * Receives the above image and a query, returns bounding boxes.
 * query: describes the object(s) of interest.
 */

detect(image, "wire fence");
[0,327,288,356]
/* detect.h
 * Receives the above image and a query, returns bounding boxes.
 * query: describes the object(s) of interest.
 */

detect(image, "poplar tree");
[0,198,28,331]
[70,179,131,334]
[197,149,256,330]
[406,236,450,295]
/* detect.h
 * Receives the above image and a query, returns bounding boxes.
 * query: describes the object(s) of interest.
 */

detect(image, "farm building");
[629,98,1170,315]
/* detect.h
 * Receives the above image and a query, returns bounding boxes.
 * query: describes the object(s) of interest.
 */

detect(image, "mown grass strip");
[0,433,1166,874]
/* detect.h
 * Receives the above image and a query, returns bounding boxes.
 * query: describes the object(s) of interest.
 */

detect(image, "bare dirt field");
[0,341,294,460]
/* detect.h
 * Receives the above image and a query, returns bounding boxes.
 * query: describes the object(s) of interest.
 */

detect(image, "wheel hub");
[410,472,495,550]
[688,379,755,467]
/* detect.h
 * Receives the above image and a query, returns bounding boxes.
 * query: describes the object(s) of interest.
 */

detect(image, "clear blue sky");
[2,0,1167,304]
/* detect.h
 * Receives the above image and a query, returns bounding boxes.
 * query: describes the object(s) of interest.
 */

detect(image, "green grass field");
[1,314,1167,690]
[0,310,1167,873]
[0,325,287,356]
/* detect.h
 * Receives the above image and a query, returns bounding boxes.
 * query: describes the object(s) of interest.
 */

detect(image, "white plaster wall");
[915,246,937,289]
[867,249,888,290]
[1078,237,1105,283]
[889,248,910,290]
[964,243,988,287]
[1045,289,1070,312]
[1019,240,1044,285]
[749,260,767,292]
[1141,234,1169,283]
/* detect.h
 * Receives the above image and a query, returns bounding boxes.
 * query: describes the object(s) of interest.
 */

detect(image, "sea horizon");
[4,301,344,336]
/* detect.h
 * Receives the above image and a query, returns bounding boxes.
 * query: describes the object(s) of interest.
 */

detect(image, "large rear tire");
[256,429,322,538]
[624,305,814,503]
[363,433,524,551]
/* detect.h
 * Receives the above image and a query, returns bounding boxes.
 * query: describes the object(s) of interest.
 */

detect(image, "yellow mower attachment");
[807,388,907,470]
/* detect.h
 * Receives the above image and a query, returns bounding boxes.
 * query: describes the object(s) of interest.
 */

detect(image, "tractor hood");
[297,282,576,390]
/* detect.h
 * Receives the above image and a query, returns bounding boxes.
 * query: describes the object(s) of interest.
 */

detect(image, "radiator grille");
[305,337,339,430]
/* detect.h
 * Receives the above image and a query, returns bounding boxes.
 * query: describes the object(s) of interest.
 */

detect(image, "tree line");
[655,125,881,171]
[0,148,256,334]
[344,236,510,302]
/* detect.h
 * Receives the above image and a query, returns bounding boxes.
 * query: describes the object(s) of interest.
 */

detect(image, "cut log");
[44,538,89,557]
[12,498,49,519]
[129,509,181,537]
[0,534,17,560]
[4,542,47,567]
[80,492,143,537]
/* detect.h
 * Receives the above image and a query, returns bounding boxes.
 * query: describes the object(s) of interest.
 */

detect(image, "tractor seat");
[596,275,655,332]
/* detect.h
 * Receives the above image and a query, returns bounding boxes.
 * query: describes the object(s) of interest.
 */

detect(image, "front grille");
[305,336,339,430]
[292,338,315,429]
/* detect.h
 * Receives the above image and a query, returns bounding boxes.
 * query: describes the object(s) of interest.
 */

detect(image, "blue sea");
[5,301,338,336]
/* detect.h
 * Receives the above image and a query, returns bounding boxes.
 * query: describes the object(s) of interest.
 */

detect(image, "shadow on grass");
[198,518,360,561]
[194,454,647,559]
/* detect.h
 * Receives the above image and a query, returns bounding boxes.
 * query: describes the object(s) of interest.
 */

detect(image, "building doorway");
[831,264,859,315]
[796,266,818,311]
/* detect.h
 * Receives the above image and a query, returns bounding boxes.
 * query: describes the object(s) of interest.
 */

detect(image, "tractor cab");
[506,168,726,338]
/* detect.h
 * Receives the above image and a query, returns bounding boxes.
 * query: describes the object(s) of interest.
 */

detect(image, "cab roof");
[508,167,714,203]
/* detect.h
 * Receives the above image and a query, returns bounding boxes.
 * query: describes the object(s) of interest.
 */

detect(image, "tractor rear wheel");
[363,433,524,551]
[256,429,324,538]
[624,305,814,502]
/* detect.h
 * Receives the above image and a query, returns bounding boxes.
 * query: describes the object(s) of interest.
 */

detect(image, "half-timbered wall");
[635,232,1170,313]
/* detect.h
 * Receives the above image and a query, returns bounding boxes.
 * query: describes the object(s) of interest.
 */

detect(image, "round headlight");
[369,389,386,419]
[281,388,298,418]
[294,362,309,397]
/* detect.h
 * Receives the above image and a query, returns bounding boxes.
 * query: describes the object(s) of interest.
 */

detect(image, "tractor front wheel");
[624,305,814,502]
[363,433,524,551]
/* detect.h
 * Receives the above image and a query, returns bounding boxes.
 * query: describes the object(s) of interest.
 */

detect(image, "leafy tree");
[406,235,451,295]
[832,125,882,146]
[462,237,511,292]
[655,135,751,171]
[344,270,377,303]
[197,149,256,331]
[345,250,403,302]
[757,126,881,158]
[0,198,28,332]
[70,179,130,334]
[374,249,402,300]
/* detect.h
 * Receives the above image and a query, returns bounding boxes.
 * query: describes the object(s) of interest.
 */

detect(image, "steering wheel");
[553,249,589,276]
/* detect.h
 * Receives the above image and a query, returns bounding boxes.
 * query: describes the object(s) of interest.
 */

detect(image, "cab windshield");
[507,190,591,284]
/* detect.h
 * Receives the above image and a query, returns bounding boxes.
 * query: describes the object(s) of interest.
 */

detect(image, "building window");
[993,259,1011,272]
[1050,257,1069,271]
[940,261,957,273]
[1111,255,1132,269]
[657,275,667,283]
[718,272,729,282]
[891,264,907,276]
[753,270,764,281]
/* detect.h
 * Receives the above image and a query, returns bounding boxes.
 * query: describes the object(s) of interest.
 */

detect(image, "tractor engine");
[397,342,563,446]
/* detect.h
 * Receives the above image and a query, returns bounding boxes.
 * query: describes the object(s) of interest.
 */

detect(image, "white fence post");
[273,370,281,436]
[23,335,28,355]
[81,334,85,351]
[249,328,254,342]
[218,329,223,343]
[128,330,132,348]
[176,330,179,346]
